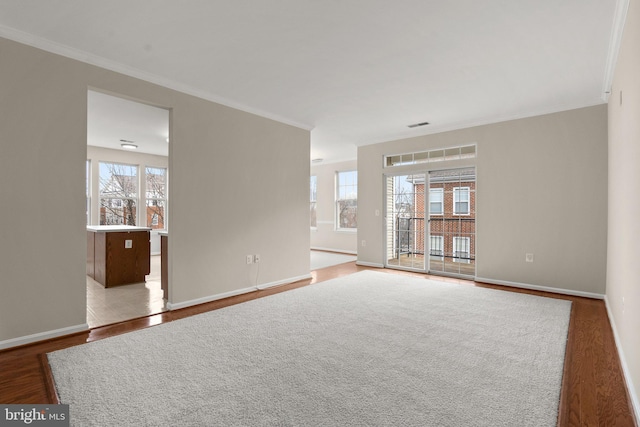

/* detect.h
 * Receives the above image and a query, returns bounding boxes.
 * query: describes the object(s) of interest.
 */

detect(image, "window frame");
[430,235,444,260]
[452,236,471,263]
[453,186,471,216]
[335,170,358,231]
[86,159,91,225]
[145,166,167,230]
[429,187,444,216]
[98,161,139,226]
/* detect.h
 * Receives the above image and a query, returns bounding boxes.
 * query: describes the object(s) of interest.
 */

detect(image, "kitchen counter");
[87,225,151,287]
[87,225,152,232]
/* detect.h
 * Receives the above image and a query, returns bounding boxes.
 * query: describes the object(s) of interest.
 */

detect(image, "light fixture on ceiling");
[407,121,430,128]
[312,158,323,163]
[120,139,138,150]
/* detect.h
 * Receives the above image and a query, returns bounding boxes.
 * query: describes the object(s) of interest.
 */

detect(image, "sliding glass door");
[385,168,476,277]
[428,168,476,277]
[385,174,426,270]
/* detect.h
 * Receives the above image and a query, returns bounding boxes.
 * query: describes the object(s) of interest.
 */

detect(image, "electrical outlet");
[254,254,261,263]
[361,240,367,247]
[246,255,253,264]
[525,253,534,263]
[125,240,133,249]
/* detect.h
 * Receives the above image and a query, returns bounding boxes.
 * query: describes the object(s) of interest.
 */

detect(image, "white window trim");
[384,144,477,167]
[430,235,444,260]
[335,170,357,231]
[86,159,91,225]
[453,186,471,216]
[99,161,140,226]
[429,188,444,216]
[452,236,471,263]
[145,165,167,230]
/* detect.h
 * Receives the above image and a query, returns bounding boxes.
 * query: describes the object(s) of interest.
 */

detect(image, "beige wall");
[358,105,608,295]
[310,160,358,254]
[0,37,310,346]
[607,0,640,415]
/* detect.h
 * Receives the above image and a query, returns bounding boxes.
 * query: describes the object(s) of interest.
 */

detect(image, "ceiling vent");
[408,121,430,128]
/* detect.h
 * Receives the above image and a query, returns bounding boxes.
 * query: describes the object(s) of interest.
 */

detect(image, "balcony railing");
[392,216,475,274]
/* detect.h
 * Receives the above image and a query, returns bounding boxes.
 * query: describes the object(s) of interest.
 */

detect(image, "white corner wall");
[0,37,310,347]
[310,160,358,254]
[607,0,640,417]
[358,105,608,295]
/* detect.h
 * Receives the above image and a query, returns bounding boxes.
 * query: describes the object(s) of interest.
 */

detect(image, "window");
[429,188,443,215]
[453,187,470,215]
[453,237,471,263]
[310,176,317,228]
[99,162,138,225]
[336,170,357,230]
[86,160,91,225]
[146,166,167,230]
[430,235,444,259]
[385,144,476,167]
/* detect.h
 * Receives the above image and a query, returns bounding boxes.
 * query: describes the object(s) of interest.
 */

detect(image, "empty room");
[0,1,638,426]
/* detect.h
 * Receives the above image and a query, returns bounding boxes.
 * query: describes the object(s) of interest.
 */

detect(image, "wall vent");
[408,121,430,128]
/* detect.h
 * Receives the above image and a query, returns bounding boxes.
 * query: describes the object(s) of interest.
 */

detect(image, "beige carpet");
[48,270,571,426]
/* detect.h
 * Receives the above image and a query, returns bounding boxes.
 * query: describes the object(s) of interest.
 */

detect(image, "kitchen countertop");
[87,225,152,232]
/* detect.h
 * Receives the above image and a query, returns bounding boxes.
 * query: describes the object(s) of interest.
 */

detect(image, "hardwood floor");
[0,262,636,426]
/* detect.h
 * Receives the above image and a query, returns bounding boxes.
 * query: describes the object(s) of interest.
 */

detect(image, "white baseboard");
[167,286,257,310]
[604,296,640,422]
[356,261,384,268]
[0,323,89,350]
[311,247,357,255]
[474,277,605,299]
[257,274,313,290]
[167,274,313,310]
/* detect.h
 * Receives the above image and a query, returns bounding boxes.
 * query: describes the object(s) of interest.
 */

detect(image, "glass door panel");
[428,168,476,277]
[385,174,426,270]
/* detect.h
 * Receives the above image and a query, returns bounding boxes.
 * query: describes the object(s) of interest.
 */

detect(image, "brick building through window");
[389,167,475,275]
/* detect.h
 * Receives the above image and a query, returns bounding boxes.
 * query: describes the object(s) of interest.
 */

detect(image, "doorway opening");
[86,90,170,328]
[385,167,476,278]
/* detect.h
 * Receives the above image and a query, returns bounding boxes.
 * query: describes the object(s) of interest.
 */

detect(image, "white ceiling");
[88,91,169,156]
[0,1,626,162]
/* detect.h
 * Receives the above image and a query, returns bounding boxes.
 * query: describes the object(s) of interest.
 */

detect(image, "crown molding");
[0,25,313,131]
[602,0,630,102]
[361,98,607,147]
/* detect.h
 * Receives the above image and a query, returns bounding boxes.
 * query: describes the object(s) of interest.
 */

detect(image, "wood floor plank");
[557,303,579,426]
[0,263,636,426]
[578,303,601,426]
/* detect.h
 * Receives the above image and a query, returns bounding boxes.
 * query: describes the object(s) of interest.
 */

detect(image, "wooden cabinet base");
[87,228,151,288]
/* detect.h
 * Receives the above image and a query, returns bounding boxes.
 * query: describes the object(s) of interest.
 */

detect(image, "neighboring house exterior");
[99,171,166,229]
[398,168,475,271]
